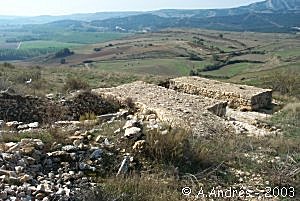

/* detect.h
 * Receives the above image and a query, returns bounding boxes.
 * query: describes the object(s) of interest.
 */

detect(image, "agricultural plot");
[0,42,19,49]
[1,28,299,87]
[93,58,197,76]
[19,40,81,50]
[275,48,300,59]
[200,63,260,77]
[47,32,130,44]
[0,28,130,61]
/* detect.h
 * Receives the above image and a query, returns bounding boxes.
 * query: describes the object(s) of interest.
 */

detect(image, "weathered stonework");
[0,91,119,123]
[93,81,232,136]
[63,91,120,120]
[0,93,59,123]
[169,76,272,111]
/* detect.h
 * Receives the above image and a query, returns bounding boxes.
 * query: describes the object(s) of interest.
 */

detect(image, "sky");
[0,0,265,16]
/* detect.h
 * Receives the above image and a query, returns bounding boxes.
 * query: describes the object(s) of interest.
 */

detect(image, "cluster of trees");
[0,48,58,60]
[55,48,74,58]
[5,36,39,43]
[0,48,74,61]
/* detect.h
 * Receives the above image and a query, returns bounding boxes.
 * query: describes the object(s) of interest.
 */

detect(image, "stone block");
[169,76,272,111]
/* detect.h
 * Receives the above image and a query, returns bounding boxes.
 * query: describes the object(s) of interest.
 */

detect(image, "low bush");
[143,127,216,173]
[269,70,300,97]
[79,112,97,122]
[0,78,11,91]
[63,77,90,92]
[54,48,74,58]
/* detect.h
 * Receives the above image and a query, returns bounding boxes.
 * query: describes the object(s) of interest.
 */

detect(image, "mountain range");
[1,0,300,32]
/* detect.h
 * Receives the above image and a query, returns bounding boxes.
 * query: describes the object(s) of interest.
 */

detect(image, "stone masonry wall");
[169,76,272,111]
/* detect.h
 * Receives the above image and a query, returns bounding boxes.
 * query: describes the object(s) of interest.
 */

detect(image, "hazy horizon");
[0,0,265,17]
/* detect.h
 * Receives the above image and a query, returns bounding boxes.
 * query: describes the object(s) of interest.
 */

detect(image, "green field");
[0,30,130,60]
[201,63,259,77]
[1,28,299,91]
[19,40,81,49]
[275,48,300,59]
[44,31,130,44]
[92,59,211,76]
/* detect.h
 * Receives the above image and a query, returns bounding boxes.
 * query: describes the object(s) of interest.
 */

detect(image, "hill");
[89,12,300,32]
[151,0,300,18]
[12,0,300,33]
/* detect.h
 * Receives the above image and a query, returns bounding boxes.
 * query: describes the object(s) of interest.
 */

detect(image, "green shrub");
[54,48,74,58]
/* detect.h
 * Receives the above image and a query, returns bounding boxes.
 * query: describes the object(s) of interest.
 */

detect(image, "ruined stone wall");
[93,81,232,136]
[63,91,120,120]
[169,77,272,111]
[0,93,59,123]
[0,92,119,123]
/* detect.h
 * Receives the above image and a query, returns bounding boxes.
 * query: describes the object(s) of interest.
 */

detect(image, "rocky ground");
[0,104,289,201]
[0,79,297,201]
[0,108,172,201]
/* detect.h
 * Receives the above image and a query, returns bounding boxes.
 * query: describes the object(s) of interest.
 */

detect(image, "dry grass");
[75,174,183,201]
[79,112,97,122]
[271,101,300,137]
[0,131,53,144]
[269,70,300,97]
[63,77,91,92]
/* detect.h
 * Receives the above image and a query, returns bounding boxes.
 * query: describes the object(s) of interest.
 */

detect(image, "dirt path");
[17,41,22,50]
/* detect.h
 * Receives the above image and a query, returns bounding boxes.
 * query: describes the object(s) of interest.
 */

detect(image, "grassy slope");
[46,31,130,44]
[93,59,208,76]
[19,40,81,49]
[2,29,298,90]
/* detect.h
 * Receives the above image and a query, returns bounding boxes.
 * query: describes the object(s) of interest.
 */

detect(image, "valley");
[0,0,299,200]
[1,28,299,98]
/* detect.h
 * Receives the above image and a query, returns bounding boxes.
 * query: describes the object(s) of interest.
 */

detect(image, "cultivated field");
[0,28,298,97]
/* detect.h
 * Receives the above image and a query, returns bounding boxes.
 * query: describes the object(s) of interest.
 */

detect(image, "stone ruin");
[0,77,277,200]
[0,93,56,123]
[0,76,273,135]
[93,81,232,136]
[92,77,273,136]
[0,91,119,124]
[169,76,272,111]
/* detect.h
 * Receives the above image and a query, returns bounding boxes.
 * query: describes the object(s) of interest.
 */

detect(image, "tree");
[189,53,202,61]
[55,48,74,58]
[60,58,66,64]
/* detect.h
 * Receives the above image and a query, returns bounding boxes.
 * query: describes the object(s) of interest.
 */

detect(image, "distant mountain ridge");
[153,0,300,18]
[0,12,143,25]
[245,0,300,11]
[1,0,299,33]
[88,0,300,33]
